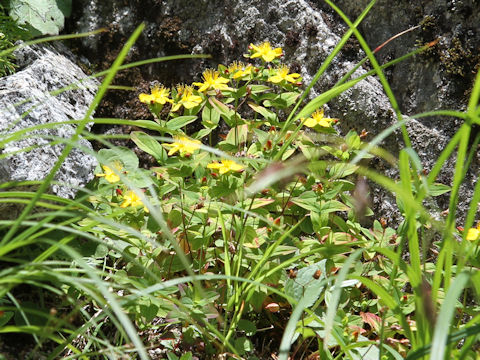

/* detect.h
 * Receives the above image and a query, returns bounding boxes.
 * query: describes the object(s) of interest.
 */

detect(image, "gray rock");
[0,43,98,208]
[69,0,479,225]
[314,0,480,122]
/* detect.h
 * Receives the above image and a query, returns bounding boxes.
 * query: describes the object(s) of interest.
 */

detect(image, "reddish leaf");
[360,311,382,332]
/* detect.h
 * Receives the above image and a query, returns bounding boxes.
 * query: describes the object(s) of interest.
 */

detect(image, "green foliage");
[0,3,30,76]
[0,29,15,76]
[7,0,71,36]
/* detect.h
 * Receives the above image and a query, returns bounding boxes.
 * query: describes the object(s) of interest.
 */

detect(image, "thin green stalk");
[326,0,412,149]
[0,29,107,59]
[442,124,471,292]
[274,0,377,159]
[335,25,421,87]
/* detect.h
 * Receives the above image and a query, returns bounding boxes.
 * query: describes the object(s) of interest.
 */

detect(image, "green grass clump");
[1,1,480,359]
[0,3,30,77]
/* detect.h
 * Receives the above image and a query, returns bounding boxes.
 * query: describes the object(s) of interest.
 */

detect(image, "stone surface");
[67,0,479,225]
[0,43,98,202]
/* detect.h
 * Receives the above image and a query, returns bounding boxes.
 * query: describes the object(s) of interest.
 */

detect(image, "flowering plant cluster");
[82,42,452,356]
[83,41,377,349]
[82,41,398,354]
[3,13,479,357]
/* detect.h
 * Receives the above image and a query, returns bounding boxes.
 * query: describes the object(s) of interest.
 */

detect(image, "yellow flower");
[207,159,244,175]
[120,190,149,213]
[162,136,202,157]
[95,160,124,183]
[303,109,337,128]
[249,42,283,62]
[171,85,203,112]
[227,61,254,80]
[268,65,301,84]
[139,85,173,105]
[193,69,231,92]
[466,223,480,241]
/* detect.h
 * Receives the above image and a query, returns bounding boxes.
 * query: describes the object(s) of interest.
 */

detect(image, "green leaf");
[248,102,278,123]
[282,147,296,161]
[224,124,249,145]
[130,131,166,161]
[328,163,359,178]
[166,115,197,131]
[132,120,166,132]
[345,130,361,149]
[97,147,139,170]
[251,197,275,209]
[166,353,179,360]
[208,97,241,127]
[56,0,72,17]
[202,102,220,128]
[249,84,271,94]
[238,319,257,336]
[431,273,469,360]
[352,337,380,360]
[320,200,350,213]
[179,352,193,360]
[192,127,213,139]
[138,299,159,325]
[252,128,269,144]
[285,260,327,308]
[234,337,253,355]
[0,312,14,327]
[263,92,300,108]
[291,192,319,212]
[127,168,154,188]
[428,183,451,196]
[94,243,108,258]
[9,0,71,36]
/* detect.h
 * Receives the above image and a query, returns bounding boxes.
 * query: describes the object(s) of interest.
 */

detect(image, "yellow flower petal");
[207,159,244,174]
[139,93,154,103]
[268,65,300,84]
[120,190,148,212]
[249,42,283,62]
[139,85,172,105]
[227,61,254,80]
[171,85,202,112]
[303,109,337,129]
[466,227,480,241]
[95,161,124,183]
[162,136,201,157]
[194,69,231,92]
[303,117,318,128]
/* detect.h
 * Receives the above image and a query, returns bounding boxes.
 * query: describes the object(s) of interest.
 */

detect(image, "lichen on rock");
[0,43,98,208]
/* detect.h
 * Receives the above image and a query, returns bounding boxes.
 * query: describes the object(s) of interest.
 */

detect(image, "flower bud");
[265,302,280,313]
[288,269,297,278]
[380,217,388,229]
